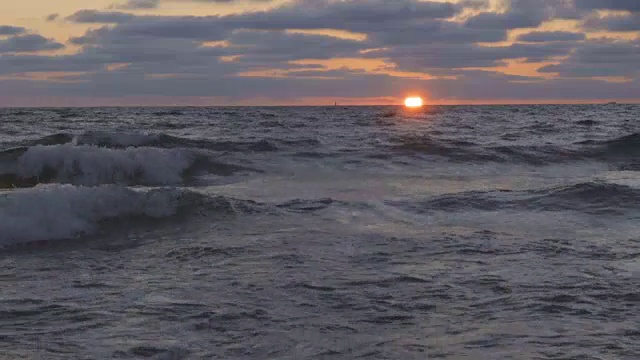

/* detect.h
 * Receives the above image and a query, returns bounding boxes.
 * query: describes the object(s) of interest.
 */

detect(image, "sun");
[404,96,423,108]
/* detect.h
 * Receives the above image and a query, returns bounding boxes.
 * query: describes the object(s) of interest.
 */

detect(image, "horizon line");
[1,101,637,108]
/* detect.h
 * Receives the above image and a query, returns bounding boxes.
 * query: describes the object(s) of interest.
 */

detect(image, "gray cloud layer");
[0,25,26,35]
[575,0,640,12]
[0,34,63,54]
[1,0,639,104]
[517,31,586,42]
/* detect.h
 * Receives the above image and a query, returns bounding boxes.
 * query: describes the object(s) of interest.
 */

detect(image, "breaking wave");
[0,185,348,249]
[0,144,195,187]
[0,185,244,248]
[0,140,256,188]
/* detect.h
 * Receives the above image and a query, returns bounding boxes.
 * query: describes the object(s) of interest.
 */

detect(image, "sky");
[0,0,639,106]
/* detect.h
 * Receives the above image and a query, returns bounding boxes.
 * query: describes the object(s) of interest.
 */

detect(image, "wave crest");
[8,144,195,187]
[0,185,242,248]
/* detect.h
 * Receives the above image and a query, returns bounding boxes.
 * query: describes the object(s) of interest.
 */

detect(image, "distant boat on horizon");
[607,101,618,105]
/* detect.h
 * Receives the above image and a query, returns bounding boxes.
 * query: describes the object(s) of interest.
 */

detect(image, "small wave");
[152,110,184,116]
[277,198,338,212]
[11,132,164,148]
[391,135,477,158]
[345,275,430,287]
[73,131,224,150]
[77,132,168,148]
[577,133,640,159]
[393,190,511,213]
[379,111,397,118]
[0,184,244,249]
[389,135,597,164]
[75,131,320,152]
[392,182,640,215]
[600,133,640,156]
[3,144,194,187]
[527,182,640,213]
[490,145,579,165]
[15,132,320,155]
[575,119,598,126]
[115,346,190,359]
[34,133,76,146]
[259,120,286,128]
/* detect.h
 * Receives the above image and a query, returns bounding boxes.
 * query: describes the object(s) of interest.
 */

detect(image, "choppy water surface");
[1,105,639,359]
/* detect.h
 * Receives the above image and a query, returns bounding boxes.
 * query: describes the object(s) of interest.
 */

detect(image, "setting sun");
[405,97,423,108]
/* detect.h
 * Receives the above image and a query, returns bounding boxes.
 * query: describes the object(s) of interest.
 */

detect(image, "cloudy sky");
[1,0,639,106]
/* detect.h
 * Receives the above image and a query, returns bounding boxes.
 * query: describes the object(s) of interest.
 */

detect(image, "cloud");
[66,1,497,47]
[0,54,104,75]
[4,66,639,104]
[110,0,275,9]
[223,30,367,62]
[223,0,457,31]
[0,25,25,35]
[365,20,507,46]
[574,0,640,12]
[67,26,364,76]
[67,10,136,24]
[583,12,640,32]
[365,42,572,71]
[517,31,586,42]
[465,11,545,30]
[539,40,640,78]
[464,0,578,30]
[192,0,275,2]
[3,0,640,104]
[0,34,64,54]
[427,73,640,101]
[112,0,160,10]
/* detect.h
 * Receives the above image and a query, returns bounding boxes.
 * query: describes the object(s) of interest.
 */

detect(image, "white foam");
[17,144,194,186]
[598,171,640,188]
[0,184,184,247]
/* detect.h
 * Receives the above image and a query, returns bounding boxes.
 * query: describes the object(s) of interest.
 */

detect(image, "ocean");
[0,105,639,359]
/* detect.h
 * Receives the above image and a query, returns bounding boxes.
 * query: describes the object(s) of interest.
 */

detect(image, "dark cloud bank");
[1,0,639,104]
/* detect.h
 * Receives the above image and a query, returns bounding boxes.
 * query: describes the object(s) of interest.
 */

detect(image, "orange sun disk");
[405,97,423,108]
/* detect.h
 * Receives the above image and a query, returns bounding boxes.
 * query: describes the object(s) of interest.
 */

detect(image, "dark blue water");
[1,105,639,359]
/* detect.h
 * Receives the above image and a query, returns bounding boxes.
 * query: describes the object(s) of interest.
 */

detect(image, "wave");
[14,131,319,153]
[0,142,256,188]
[0,186,348,249]
[583,133,640,157]
[276,198,339,212]
[0,144,194,187]
[391,181,640,215]
[388,133,640,164]
[0,185,245,249]
[527,182,640,213]
[389,136,562,164]
[34,133,76,146]
[390,135,481,159]
[575,119,598,126]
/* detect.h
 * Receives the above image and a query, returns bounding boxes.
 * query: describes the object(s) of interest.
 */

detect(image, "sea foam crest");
[16,144,194,186]
[0,184,185,247]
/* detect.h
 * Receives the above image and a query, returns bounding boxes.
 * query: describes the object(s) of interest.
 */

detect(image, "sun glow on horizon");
[404,96,424,108]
